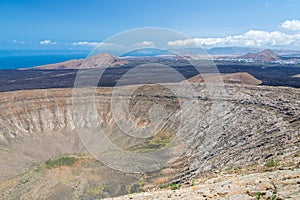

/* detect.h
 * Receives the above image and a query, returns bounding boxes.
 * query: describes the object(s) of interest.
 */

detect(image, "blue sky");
[1,0,300,49]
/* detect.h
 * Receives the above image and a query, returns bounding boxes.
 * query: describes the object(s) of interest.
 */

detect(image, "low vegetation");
[256,192,263,200]
[44,156,78,169]
[87,185,109,196]
[264,159,279,168]
[159,183,182,190]
[130,129,174,153]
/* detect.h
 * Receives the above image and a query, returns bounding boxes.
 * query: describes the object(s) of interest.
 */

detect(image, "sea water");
[0,49,89,69]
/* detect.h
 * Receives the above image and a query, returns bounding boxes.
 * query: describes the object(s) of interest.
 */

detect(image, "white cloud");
[11,40,26,44]
[167,30,300,48]
[40,40,57,45]
[133,41,155,47]
[72,41,99,47]
[71,41,115,47]
[282,20,300,30]
[286,0,297,7]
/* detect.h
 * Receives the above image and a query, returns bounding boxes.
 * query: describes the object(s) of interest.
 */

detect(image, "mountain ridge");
[28,52,128,70]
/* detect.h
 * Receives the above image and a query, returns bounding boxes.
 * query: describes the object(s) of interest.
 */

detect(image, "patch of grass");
[137,181,144,188]
[150,130,173,145]
[265,159,279,168]
[34,166,42,173]
[159,183,170,189]
[170,183,182,190]
[63,177,76,184]
[87,185,109,196]
[133,143,164,153]
[130,129,174,153]
[226,166,234,171]
[230,166,243,174]
[159,183,182,190]
[20,177,30,184]
[190,179,195,186]
[126,185,132,194]
[44,156,77,169]
[266,195,278,200]
[256,192,263,200]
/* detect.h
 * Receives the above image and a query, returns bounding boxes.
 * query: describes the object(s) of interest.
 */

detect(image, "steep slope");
[33,52,128,69]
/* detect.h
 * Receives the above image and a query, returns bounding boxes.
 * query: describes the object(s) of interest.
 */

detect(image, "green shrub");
[131,129,174,153]
[265,159,279,168]
[20,177,30,184]
[256,192,263,200]
[170,183,182,190]
[45,156,77,169]
[87,185,109,196]
[159,183,182,190]
[267,195,278,200]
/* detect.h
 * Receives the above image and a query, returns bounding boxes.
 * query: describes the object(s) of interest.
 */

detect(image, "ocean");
[0,49,89,69]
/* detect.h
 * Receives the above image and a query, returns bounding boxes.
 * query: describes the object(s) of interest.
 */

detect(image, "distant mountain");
[172,47,300,57]
[121,47,300,58]
[171,48,208,56]
[273,49,300,56]
[207,47,260,55]
[171,47,260,56]
[188,72,262,85]
[122,48,174,57]
[239,49,279,62]
[31,52,128,69]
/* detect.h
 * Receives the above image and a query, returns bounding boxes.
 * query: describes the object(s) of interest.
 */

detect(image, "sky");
[0,0,300,50]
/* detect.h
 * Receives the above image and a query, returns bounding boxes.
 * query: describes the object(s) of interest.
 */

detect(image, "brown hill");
[33,52,128,69]
[240,49,279,62]
[188,72,262,85]
[33,59,83,70]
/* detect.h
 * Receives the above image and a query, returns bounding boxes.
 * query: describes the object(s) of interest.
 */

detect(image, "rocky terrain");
[106,161,300,200]
[0,83,299,199]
